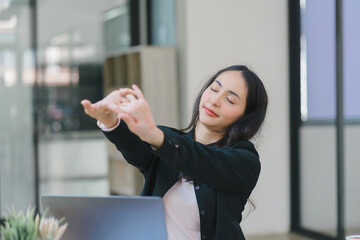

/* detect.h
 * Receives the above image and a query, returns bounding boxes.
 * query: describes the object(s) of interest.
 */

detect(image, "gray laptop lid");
[41,195,168,240]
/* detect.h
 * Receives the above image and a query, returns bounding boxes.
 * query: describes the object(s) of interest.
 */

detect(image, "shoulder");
[228,140,259,158]
[222,140,261,172]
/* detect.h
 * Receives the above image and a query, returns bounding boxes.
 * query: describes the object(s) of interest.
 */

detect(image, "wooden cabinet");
[104,46,179,195]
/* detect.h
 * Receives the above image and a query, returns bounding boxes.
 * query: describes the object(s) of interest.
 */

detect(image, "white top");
[97,119,121,132]
[98,120,201,239]
[163,177,201,240]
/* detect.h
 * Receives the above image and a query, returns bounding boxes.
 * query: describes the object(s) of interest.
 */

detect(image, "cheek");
[226,106,245,122]
[200,90,210,104]
[240,102,247,116]
[234,106,245,119]
[224,110,239,122]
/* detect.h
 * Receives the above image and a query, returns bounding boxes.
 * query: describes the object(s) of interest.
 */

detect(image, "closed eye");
[226,98,234,104]
[210,87,218,92]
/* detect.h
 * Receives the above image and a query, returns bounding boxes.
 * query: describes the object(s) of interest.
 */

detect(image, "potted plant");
[0,206,67,240]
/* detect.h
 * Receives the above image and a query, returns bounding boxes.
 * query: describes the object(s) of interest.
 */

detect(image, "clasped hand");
[81,85,164,148]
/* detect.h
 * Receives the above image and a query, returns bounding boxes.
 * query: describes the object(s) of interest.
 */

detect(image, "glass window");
[300,0,336,121]
[36,0,111,197]
[344,0,360,236]
[150,0,175,46]
[36,0,120,136]
[0,1,36,216]
[343,0,360,120]
[295,0,360,238]
[300,126,337,237]
[103,2,131,54]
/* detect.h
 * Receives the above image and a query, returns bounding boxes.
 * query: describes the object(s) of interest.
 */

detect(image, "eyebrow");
[215,80,241,99]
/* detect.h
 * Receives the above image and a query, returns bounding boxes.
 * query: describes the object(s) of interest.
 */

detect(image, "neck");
[194,124,224,145]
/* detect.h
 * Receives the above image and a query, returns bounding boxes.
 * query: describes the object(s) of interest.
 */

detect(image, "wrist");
[141,126,164,149]
[104,122,117,129]
[101,115,118,129]
[98,119,120,132]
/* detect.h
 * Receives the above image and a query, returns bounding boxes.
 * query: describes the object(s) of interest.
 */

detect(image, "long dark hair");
[184,65,268,146]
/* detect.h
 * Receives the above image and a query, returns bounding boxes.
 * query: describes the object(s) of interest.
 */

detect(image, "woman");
[81,65,268,240]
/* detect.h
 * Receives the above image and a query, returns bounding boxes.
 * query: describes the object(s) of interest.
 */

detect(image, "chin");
[199,120,223,131]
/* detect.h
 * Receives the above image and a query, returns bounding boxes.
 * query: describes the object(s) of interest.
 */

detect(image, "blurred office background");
[0,0,359,239]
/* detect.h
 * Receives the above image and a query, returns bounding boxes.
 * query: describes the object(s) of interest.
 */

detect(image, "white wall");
[176,0,290,236]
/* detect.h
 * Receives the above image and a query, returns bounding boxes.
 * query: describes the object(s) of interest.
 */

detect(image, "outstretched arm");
[115,85,165,149]
[150,127,261,193]
[81,88,150,167]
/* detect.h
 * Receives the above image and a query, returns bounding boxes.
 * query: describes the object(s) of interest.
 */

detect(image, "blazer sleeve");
[149,126,261,193]
[102,121,154,171]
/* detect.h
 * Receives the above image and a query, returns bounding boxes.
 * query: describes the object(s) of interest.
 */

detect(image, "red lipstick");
[203,107,219,117]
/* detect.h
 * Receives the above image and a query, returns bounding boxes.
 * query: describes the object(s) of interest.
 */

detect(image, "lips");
[203,106,219,117]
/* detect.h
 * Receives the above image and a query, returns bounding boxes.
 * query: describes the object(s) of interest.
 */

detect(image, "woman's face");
[198,70,248,133]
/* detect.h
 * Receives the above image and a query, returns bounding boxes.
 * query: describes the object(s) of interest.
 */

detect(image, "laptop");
[41,195,168,240]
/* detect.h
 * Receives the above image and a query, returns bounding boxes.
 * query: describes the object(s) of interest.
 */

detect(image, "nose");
[210,94,221,107]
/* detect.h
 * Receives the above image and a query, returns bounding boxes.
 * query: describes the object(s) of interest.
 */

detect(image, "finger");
[81,99,94,114]
[125,94,137,101]
[132,85,145,100]
[81,99,92,108]
[120,96,130,103]
[116,105,131,114]
[106,102,125,114]
[118,88,138,99]
[117,113,137,128]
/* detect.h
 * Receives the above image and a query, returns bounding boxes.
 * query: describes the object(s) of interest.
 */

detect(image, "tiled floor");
[247,233,313,240]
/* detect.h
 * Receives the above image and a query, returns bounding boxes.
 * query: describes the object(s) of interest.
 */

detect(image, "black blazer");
[103,121,261,240]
